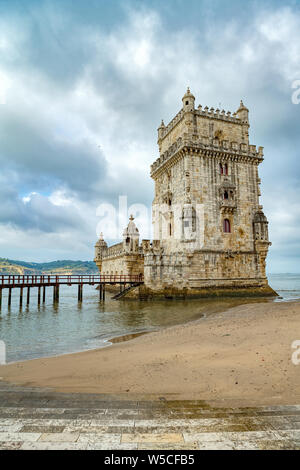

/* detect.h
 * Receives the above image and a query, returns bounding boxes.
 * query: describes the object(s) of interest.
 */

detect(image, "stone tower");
[145,89,274,295]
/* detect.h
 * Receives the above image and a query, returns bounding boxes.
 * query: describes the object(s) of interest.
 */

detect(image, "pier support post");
[38,287,41,305]
[0,288,2,310]
[20,287,23,308]
[99,284,106,301]
[43,286,46,303]
[8,288,12,307]
[27,287,30,305]
[78,284,82,302]
[53,285,59,303]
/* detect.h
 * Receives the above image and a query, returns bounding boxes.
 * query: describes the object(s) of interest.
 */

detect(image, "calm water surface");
[0,273,299,363]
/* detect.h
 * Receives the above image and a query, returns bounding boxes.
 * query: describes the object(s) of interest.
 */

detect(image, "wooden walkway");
[0,275,143,307]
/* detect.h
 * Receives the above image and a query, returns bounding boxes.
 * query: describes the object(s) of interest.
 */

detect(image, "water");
[268,273,300,301]
[0,274,299,363]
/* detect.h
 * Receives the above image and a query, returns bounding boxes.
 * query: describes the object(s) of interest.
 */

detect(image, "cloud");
[0,0,299,270]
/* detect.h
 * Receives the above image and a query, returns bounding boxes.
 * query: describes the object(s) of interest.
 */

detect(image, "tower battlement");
[157,89,252,162]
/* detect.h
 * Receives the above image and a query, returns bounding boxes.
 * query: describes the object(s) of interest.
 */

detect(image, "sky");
[0,0,299,272]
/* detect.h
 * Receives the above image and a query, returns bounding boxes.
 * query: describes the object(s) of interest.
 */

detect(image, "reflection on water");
[0,273,299,363]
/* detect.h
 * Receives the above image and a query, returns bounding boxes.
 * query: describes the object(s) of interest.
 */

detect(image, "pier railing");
[0,274,143,288]
[0,274,144,307]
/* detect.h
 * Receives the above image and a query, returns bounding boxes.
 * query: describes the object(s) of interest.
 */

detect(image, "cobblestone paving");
[0,382,299,450]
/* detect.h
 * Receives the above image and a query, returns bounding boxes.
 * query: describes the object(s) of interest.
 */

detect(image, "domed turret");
[182,87,195,113]
[94,232,108,261]
[236,100,249,123]
[253,211,269,242]
[123,215,140,253]
[157,119,165,146]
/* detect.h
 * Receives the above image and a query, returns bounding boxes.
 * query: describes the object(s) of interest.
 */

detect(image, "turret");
[236,100,249,123]
[253,211,269,243]
[94,233,108,261]
[182,87,195,113]
[123,215,140,253]
[157,119,165,141]
[157,119,165,152]
[94,232,108,273]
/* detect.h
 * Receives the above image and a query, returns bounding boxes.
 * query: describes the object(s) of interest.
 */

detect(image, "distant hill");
[0,258,98,275]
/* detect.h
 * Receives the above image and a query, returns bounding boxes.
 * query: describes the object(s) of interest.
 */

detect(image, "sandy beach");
[1,300,300,407]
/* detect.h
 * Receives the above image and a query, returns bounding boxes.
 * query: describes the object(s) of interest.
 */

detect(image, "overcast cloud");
[0,0,299,272]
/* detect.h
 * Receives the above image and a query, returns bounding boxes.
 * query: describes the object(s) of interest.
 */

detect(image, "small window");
[169,223,172,236]
[224,164,228,175]
[185,101,189,105]
[126,237,130,244]
[223,219,231,233]
[220,163,223,175]
[224,191,229,200]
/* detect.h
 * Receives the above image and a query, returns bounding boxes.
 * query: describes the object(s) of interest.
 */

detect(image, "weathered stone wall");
[144,250,268,291]
[146,90,272,295]
[101,253,144,277]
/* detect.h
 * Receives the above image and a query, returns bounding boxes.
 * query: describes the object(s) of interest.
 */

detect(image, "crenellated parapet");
[151,136,264,178]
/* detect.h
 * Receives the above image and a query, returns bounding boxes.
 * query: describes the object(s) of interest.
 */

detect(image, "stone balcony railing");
[220,199,237,211]
[151,136,264,176]
[101,242,144,260]
[102,242,123,259]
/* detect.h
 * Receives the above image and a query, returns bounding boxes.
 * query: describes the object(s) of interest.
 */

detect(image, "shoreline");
[0,296,276,367]
[3,294,277,365]
[4,330,154,367]
[1,299,300,407]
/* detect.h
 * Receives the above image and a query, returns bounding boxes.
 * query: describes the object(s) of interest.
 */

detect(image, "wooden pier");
[0,274,143,308]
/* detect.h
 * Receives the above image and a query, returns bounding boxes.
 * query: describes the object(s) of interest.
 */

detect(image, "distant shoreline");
[0,258,98,275]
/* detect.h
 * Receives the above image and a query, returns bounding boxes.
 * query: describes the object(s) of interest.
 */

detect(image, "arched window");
[224,191,229,200]
[224,164,228,175]
[223,219,231,233]
[169,223,172,236]
[219,163,223,175]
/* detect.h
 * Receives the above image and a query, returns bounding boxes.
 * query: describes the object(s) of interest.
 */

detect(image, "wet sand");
[1,300,300,407]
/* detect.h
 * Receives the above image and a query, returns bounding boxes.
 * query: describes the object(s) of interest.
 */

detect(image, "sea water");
[0,273,299,363]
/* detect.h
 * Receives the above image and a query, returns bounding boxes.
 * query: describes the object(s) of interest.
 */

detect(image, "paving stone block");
[77,433,121,445]
[0,432,41,442]
[20,425,66,433]
[39,432,79,442]
[86,443,138,450]
[0,441,23,450]
[122,433,184,444]
[20,442,88,450]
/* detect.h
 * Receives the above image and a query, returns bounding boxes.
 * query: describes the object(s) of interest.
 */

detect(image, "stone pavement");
[0,382,300,450]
